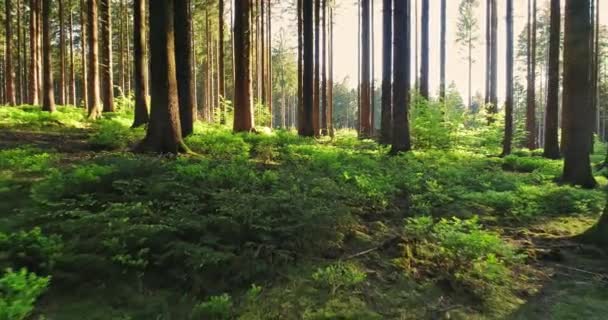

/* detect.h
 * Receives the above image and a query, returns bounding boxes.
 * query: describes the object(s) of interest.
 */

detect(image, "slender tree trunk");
[489,0,498,111]
[234,0,254,132]
[41,0,55,112]
[6,0,16,106]
[526,0,537,149]
[174,0,196,137]
[485,0,490,104]
[16,0,22,104]
[420,0,429,99]
[125,1,131,95]
[267,0,272,127]
[87,0,101,119]
[137,0,187,154]
[328,4,334,137]
[544,0,561,159]
[439,0,446,101]
[321,0,328,135]
[299,0,314,136]
[118,0,125,95]
[100,0,113,112]
[69,6,76,106]
[391,0,411,153]
[360,0,372,137]
[29,0,39,105]
[218,0,226,124]
[313,0,321,135]
[297,0,304,133]
[380,0,392,144]
[80,0,88,108]
[561,0,596,188]
[59,0,66,105]
[502,0,514,156]
[132,0,149,127]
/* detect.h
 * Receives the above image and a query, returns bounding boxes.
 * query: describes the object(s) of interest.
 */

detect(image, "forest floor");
[1,105,607,320]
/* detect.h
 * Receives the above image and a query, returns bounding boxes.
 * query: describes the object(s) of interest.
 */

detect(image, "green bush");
[186,132,251,161]
[312,262,367,295]
[89,118,144,150]
[0,268,50,320]
[190,294,233,320]
[0,147,56,174]
[0,228,63,274]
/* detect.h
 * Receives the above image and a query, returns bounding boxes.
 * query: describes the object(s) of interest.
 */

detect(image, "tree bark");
[136,0,186,154]
[218,0,226,124]
[132,0,149,127]
[100,0,113,112]
[502,0,514,156]
[419,0,429,99]
[87,0,101,119]
[233,0,254,132]
[69,5,76,106]
[313,0,321,135]
[359,0,372,137]
[328,4,334,137]
[59,0,66,105]
[299,0,314,136]
[80,0,88,108]
[380,0,392,144]
[561,0,596,188]
[525,0,537,149]
[321,0,328,135]
[41,0,55,112]
[391,0,411,154]
[489,0,497,111]
[6,0,16,106]
[28,0,39,105]
[439,0,446,101]
[543,0,561,159]
[174,0,196,137]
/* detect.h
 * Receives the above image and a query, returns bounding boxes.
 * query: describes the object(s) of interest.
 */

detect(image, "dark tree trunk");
[502,0,514,156]
[321,0,328,135]
[419,0,429,99]
[41,0,55,112]
[100,0,113,112]
[391,0,411,154]
[380,0,392,144]
[525,0,537,149]
[580,202,608,247]
[297,0,304,134]
[328,4,334,137]
[87,0,101,119]
[543,0,561,159]
[59,0,66,105]
[439,0,446,100]
[313,0,321,135]
[233,0,254,132]
[360,0,372,137]
[174,0,196,137]
[69,6,76,105]
[485,0,490,104]
[118,0,125,95]
[299,0,314,136]
[132,0,149,127]
[6,0,16,106]
[136,0,187,154]
[29,0,39,105]
[489,0,497,110]
[80,0,88,108]
[561,0,596,188]
[218,0,226,124]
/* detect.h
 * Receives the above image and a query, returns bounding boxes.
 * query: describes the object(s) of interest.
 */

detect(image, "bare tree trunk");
[119,0,125,95]
[137,0,187,154]
[28,0,39,105]
[100,0,113,112]
[59,0,66,105]
[562,0,596,188]
[359,0,372,137]
[6,0,16,105]
[489,0,498,112]
[174,0,196,136]
[526,0,538,149]
[420,0,429,99]
[543,0,560,159]
[391,0,411,153]
[297,0,304,133]
[41,0,55,112]
[69,5,76,105]
[17,0,22,104]
[132,0,149,127]
[218,0,226,123]
[380,0,392,144]
[439,0,446,101]
[80,0,88,108]
[321,0,328,135]
[299,0,314,136]
[313,0,321,135]
[87,0,101,119]
[502,0,514,156]
[328,4,334,137]
[234,0,254,132]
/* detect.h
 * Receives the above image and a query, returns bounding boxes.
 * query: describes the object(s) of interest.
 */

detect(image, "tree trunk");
[489,0,497,111]
[313,0,321,135]
[297,0,304,133]
[233,0,254,132]
[132,0,149,127]
[16,0,22,104]
[118,0,125,95]
[59,0,66,105]
[359,0,371,137]
[136,0,186,154]
[174,0,196,137]
[419,0,429,99]
[6,0,16,106]
[525,0,537,149]
[380,0,392,144]
[391,0,411,154]
[543,0,561,159]
[581,202,608,247]
[218,0,226,124]
[69,5,76,106]
[41,0,55,112]
[439,0,446,101]
[561,0,596,188]
[299,0,314,136]
[87,0,101,119]
[28,0,39,105]
[502,0,514,156]
[80,0,87,108]
[328,4,334,137]
[100,0,113,112]
[485,0,490,105]
[321,0,328,135]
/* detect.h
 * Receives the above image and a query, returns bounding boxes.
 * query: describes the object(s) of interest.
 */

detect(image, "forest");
[0,0,607,319]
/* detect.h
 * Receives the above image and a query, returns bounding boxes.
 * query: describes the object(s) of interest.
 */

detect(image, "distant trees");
[561,0,596,188]
[456,0,480,109]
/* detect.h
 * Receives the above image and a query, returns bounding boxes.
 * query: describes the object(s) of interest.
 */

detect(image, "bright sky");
[270,0,607,102]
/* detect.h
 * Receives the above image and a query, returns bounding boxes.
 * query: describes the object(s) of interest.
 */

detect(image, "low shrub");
[0,268,50,320]
[0,228,63,274]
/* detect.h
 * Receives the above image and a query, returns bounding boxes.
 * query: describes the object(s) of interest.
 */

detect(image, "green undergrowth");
[0,105,606,319]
